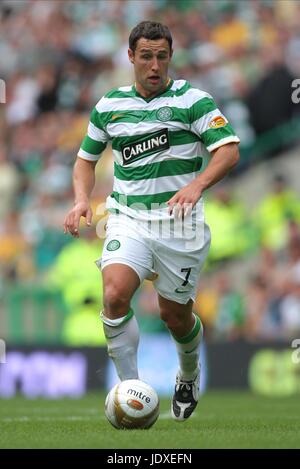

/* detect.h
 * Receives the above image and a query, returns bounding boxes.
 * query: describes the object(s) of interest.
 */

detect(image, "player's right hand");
[63,200,93,238]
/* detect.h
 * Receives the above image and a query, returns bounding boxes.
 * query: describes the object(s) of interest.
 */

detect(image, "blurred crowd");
[1,0,300,344]
[196,187,300,342]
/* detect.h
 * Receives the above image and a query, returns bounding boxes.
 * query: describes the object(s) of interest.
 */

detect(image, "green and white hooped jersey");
[78,79,240,221]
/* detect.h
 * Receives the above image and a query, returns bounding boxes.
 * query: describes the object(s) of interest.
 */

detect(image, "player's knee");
[104,284,131,316]
[160,309,184,331]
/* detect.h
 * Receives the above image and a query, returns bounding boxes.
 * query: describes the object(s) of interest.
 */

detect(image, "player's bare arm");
[63,157,97,237]
[167,142,240,217]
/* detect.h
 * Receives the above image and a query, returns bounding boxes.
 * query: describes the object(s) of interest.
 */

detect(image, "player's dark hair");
[129,21,172,53]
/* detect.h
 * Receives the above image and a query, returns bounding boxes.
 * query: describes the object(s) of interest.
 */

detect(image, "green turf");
[0,391,299,449]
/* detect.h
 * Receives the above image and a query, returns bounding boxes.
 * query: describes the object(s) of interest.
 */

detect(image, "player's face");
[128,38,172,98]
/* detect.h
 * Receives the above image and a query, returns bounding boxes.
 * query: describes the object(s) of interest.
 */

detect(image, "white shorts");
[97,213,211,304]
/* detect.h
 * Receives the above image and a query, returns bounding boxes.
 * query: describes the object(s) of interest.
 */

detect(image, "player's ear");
[128,48,135,64]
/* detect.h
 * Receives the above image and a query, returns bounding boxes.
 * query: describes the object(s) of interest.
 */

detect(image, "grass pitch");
[0,391,299,449]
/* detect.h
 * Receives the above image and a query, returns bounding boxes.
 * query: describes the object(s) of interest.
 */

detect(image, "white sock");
[100,308,139,381]
[170,313,203,381]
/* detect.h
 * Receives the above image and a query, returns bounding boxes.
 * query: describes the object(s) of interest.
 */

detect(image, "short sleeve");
[78,106,109,161]
[189,92,240,152]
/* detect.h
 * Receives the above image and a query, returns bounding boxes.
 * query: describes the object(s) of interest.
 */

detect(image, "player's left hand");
[167,180,203,218]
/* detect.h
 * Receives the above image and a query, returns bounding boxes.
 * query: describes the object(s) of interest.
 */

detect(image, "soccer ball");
[105,379,160,429]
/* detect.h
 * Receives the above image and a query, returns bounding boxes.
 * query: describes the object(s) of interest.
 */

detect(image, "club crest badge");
[156,106,173,122]
[107,240,121,251]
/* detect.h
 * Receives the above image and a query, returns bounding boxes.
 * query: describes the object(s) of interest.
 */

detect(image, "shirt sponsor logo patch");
[121,128,170,165]
[208,116,226,129]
